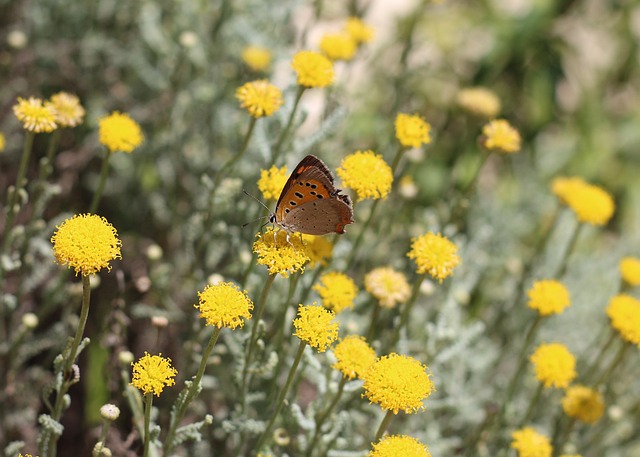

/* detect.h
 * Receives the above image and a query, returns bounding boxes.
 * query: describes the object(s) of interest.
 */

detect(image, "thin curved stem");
[271,86,305,165]
[89,150,113,213]
[373,410,395,442]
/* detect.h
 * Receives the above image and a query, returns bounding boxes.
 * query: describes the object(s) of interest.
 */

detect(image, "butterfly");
[269,155,354,236]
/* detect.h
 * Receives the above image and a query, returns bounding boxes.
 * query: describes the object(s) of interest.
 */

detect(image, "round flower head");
[293,304,339,352]
[332,335,376,380]
[236,80,283,118]
[291,50,334,88]
[301,234,333,268]
[362,353,435,414]
[345,17,374,45]
[606,294,640,345]
[252,227,309,278]
[242,45,272,72]
[337,150,393,201]
[527,280,571,316]
[0,132,5,152]
[319,32,357,61]
[368,434,431,457]
[51,214,122,276]
[13,97,57,133]
[619,256,640,286]
[561,385,604,424]
[529,343,576,389]
[365,266,411,309]
[456,87,501,118]
[98,111,144,153]
[395,113,432,148]
[480,119,521,154]
[313,271,358,313]
[130,352,177,396]
[49,92,85,127]
[511,427,552,457]
[407,232,460,282]
[258,165,288,201]
[551,177,615,226]
[195,282,254,329]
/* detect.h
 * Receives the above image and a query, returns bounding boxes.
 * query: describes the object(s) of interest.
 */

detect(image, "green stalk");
[306,375,347,457]
[271,86,305,165]
[373,410,395,442]
[89,149,113,214]
[555,220,583,278]
[142,392,154,457]
[518,383,543,427]
[388,275,424,350]
[346,199,381,269]
[593,340,631,389]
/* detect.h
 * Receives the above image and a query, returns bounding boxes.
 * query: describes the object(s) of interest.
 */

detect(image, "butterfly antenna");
[241,189,274,229]
[242,189,272,212]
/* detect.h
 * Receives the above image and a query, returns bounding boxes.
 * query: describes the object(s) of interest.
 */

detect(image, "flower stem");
[306,375,347,457]
[390,144,405,176]
[593,339,630,389]
[555,218,582,278]
[271,86,305,165]
[255,340,307,454]
[388,275,423,351]
[374,410,395,442]
[583,328,616,385]
[142,392,154,457]
[346,199,381,269]
[89,149,113,214]
[518,383,543,427]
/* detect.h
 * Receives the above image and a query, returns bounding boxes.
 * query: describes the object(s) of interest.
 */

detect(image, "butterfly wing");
[284,193,354,235]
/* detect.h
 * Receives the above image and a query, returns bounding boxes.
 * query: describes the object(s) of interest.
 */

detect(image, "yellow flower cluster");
[395,113,432,149]
[619,256,640,286]
[529,343,576,389]
[365,266,411,309]
[480,119,521,154]
[293,304,339,352]
[345,17,374,45]
[236,80,283,118]
[319,32,356,61]
[50,91,85,127]
[551,176,615,226]
[511,427,552,457]
[368,435,431,457]
[242,45,272,72]
[332,335,376,380]
[252,227,309,278]
[407,232,460,282]
[130,352,177,396]
[313,271,358,313]
[195,282,254,329]
[13,97,57,133]
[337,150,393,201]
[606,294,640,345]
[98,111,144,153]
[301,234,333,268]
[561,385,604,424]
[258,165,288,201]
[456,87,501,118]
[527,279,571,316]
[291,50,334,88]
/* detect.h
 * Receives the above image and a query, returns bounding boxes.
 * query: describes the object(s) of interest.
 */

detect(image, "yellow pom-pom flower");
[456,87,501,119]
[236,80,283,118]
[367,434,431,457]
[98,111,144,153]
[195,282,254,329]
[130,352,177,396]
[606,294,640,345]
[395,113,432,149]
[49,91,85,128]
[551,176,615,226]
[332,335,376,380]
[345,17,374,45]
[242,45,272,72]
[480,119,521,154]
[407,232,460,282]
[319,32,357,61]
[258,165,288,201]
[529,343,577,389]
[337,150,393,201]
[293,304,339,352]
[561,385,604,424]
[365,266,411,309]
[362,353,435,414]
[313,271,358,313]
[301,234,333,268]
[511,427,552,457]
[252,227,309,278]
[0,132,5,152]
[619,256,640,286]
[291,50,334,88]
[51,214,122,276]
[527,279,571,316]
[13,97,57,133]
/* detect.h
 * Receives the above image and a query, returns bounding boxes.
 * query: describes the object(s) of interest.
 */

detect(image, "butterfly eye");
[269,214,276,223]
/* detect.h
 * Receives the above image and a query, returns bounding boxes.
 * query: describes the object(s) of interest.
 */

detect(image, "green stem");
[255,340,307,454]
[388,275,424,350]
[518,383,543,427]
[271,86,305,165]
[346,199,381,269]
[365,301,382,342]
[306,375,347,457]
[142,392,154,457]
[583,328,616,385]
[93,419,112,457]
[390,144,405,176]
[555,219,582,278]
[593,339,630,389]
[374,410,395,442]
[89,150,113,214]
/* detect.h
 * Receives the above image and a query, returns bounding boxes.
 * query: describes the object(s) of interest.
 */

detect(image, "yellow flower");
[301,234,333,268]
[236,80,284,118]
[456,87,501,118]
[527,280,571,316]
[242,45,272,72]
[551,176,615,226]
[480,119,521,154]
[619,256,640,286]
[395,113,432,149]
[293,304,339,352]
[332,335,376,380]
[365,266,411,308]
[0,132,5,152]
[367,435,431,457]
[362,353,435,414]
[130,352,177,396]
[510,427,552,457]
[561,385,604,424]
[13,97,57,133]
[258,165,288,201]
[98,111,144,153]
[407,232,460,282]
[529,343,577,389]
[195,282,254,329]
[252,227,309,278]
[319,32,357,61]
[337,150,393,201]
[313,271,358,313]
[51,214,122,276]
[49,92,85,127]
[606,294,640,345]
[18,454,39,457]
[344,17,374,45]
[291,50,334,88]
